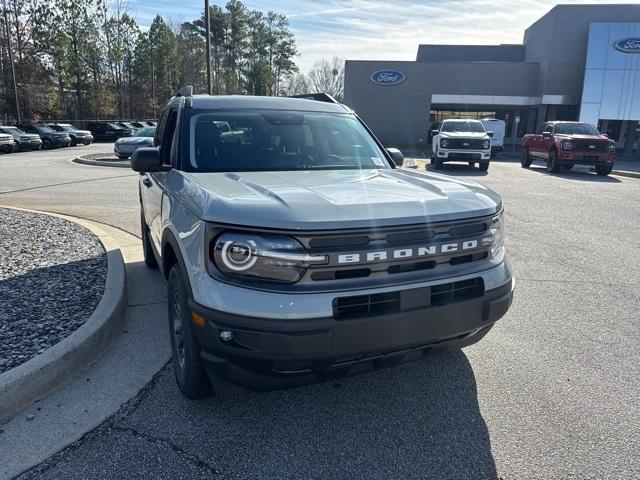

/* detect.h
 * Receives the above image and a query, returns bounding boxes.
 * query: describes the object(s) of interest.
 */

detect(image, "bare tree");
[305,56,344,101]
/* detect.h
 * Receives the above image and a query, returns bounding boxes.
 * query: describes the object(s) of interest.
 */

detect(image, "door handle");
[142,176,152,188]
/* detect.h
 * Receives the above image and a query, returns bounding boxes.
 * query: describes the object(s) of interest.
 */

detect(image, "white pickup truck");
[431,119,493,171]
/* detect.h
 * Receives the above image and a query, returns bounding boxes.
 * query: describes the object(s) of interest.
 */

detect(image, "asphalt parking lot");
[1,151,639,479]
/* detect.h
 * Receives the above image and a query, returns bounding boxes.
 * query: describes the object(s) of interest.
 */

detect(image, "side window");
[159,109,177,165]
[154,110,167,147]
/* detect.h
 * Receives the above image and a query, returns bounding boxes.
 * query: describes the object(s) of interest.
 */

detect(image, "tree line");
[0,0,303,123]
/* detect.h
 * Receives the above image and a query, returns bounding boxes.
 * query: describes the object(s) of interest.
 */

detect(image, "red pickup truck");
[521,121,615,176]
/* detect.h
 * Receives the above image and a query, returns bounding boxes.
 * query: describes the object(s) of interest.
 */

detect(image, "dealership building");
[343,4,640,153]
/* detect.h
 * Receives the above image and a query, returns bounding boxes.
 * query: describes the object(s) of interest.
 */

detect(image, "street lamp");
[2,3,20,123]
[205,0,212,95]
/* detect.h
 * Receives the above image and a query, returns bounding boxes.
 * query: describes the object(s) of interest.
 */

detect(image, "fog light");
[219,330,234,342]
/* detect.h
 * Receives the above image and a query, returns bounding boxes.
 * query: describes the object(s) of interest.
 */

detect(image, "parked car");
[0,133,16,153]
[132,86,513,399]
[0,126,42,150]
[15,124,71,149]
[521,121,614,176]
[114,126,155,159]
[87,122,134,142]
[47,123,94,146]
[431,119,493,171]
[480,118,506,157]
[116,121,138,133]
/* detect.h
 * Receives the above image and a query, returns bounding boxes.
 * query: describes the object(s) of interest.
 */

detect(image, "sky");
[128,0,640,72]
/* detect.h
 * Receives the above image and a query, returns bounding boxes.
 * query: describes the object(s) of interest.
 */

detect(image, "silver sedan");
[114,126,155,159]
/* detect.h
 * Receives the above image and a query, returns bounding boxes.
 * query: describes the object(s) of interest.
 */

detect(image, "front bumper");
[18,140,42,150]
[0,141,15,153]
[77,135,93,144]
[558,150,613,165]
[189,262,514,391]
[51,137,71,147]
[437,149,491,161]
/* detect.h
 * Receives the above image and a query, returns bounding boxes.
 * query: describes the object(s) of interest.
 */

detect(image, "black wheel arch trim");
[161,228,194,298]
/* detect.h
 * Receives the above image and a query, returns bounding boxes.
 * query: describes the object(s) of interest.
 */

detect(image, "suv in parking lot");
[0,126,42,151]
[47,123,94,146]
[521,121,615,176]
[431,119,493,171]
[132,87,514,398]
[87,121,134,142]
[15,124,71,149]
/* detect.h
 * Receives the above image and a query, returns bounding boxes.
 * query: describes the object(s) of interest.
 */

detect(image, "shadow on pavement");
[526,165,621,183]
[103,350,498,480]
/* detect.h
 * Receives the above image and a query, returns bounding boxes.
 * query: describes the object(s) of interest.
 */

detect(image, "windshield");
[441,121,486,133]
[554,123,600,136]
[107,123,122,129]
[135,127,155,137]
[0,127,23,135]
[36,125,55,133]
[187,111,389,172]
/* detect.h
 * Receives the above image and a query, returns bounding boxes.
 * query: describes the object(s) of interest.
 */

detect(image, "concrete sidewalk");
[0,221,171,480]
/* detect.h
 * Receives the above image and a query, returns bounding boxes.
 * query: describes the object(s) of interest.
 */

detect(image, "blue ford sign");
[613,38,640,53]
[370,69,406,86]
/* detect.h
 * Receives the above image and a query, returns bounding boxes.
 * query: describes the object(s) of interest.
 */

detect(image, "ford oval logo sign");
[613,38,640,53]
[370,69,406,86]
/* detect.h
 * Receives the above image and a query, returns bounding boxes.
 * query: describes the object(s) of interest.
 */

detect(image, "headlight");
[482,140,490,149]
[608,144,615,152]
[212,233,327,283]
[440,138,449,148]
[481,212,504,258]
[561,140,573,150]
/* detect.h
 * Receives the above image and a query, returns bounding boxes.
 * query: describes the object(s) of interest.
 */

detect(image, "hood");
[554,134,610,141]
[167,169,502,230]
[439,131,489,139]
[116,136,153,145]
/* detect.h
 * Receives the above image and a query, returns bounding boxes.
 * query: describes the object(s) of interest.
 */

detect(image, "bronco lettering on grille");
[337,240,479,264]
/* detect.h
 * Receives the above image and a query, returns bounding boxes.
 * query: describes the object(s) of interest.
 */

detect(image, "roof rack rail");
[175,85,193,98]
[290,93,339,104]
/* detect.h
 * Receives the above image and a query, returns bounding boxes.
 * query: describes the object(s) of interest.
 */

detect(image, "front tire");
[168,265,212,399]
[478,162,490,172]
[595,164,613,176]
[141,211,159,269]
[521,147,532,168]
[547,150,561,173]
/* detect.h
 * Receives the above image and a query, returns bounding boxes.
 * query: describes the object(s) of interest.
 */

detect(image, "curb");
[611,169,640,179]
[73,155,131,168]
[0,208,128,422]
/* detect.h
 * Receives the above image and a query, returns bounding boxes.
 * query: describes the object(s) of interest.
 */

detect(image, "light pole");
[205,0,212,95]
[3,3,20,123]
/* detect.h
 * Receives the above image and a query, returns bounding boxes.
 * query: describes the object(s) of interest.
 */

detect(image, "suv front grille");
[571,140,609,152]
[333,278,484,320]
[444,138,487,149]
[297,216,494,289]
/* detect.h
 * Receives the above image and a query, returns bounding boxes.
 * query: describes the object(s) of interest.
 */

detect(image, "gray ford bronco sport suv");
[132,87,514,399]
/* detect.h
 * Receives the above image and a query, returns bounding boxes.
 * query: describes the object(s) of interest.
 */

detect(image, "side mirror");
[431,130,439,136]
[542,132,551,139]
[131,147,167,172]
[386,147,404,167]
[487,131,494,138]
